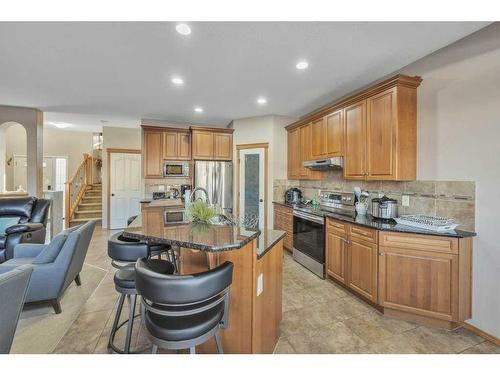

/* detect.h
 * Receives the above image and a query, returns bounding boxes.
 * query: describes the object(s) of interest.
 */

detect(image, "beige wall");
[3,125,93,191]
[102,126,142,228]
[232,115,295,228]
[395,23,500,338]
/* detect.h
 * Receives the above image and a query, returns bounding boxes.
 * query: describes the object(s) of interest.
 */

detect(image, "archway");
[0,122,28,193]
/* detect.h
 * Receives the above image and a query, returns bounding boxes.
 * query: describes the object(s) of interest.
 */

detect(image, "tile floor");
[12,226,500,354]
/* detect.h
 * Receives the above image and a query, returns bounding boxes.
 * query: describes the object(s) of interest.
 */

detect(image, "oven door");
[293,210,325,267]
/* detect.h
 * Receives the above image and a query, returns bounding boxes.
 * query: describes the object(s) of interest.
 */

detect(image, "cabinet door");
[162,131,178,160]
[367,88,396,179]
[378,247,458,321]
[344,101,367,180]
[311,117,326,159]
[326,109,343,157]
[326,231,348,285]
[192,130,214,159]
[287,128,300,179]
[177,132,191,160]
[299,124,311,178]
[348,237,378,302]
[213,133,233,160]
[143,130,163,178]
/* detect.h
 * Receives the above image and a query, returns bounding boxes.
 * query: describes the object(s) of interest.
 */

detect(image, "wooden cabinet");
[344,100,367,180]
[326,109,343,157]
[163,130,191,160]
[286,75,421,181]
[348,237,378,302]
[273,203,293,252]
[143,130,163,178]
[162,131,179,160]
[177,132,192,160]
[214,133,233,160]
[326,219,378,303]
[192,127,233,161]
[287,123,322,180]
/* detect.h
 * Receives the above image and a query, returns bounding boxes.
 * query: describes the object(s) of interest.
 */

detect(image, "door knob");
[259,199,263,202]
[111,193,115,197]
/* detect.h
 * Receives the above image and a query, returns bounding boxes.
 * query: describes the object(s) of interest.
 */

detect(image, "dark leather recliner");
[0,197,51,263]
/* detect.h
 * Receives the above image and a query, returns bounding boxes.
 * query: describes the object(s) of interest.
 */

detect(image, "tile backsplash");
[273,171,476,231]
[144,178,192,196]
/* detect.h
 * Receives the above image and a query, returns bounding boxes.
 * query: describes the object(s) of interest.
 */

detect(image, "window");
[92,132,103,150]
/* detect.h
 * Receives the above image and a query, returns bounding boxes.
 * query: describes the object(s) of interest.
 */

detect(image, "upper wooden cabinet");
[286,74,421,181]
[287,127,300,179]
[287,123,322,180]
[191,127,233,161]
[161,130,191,161]
[143,129,163,178]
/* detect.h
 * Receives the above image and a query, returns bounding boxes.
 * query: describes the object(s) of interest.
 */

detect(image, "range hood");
[303,157,343,170]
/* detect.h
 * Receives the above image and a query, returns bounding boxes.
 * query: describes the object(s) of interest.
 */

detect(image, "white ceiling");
[0,22,490,131]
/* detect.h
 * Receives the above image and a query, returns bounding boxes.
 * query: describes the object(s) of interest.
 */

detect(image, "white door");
[238,148,265,230]
[110,153,141,229]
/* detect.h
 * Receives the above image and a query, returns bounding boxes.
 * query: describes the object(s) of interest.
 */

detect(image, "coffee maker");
[180,184,191,202]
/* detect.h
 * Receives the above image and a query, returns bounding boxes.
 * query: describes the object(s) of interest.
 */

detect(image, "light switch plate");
[402,195,410,207]
[256,273,263,296]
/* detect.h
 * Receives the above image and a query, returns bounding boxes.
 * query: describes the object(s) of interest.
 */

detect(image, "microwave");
[164,208,187,224]
[163,161,190,177]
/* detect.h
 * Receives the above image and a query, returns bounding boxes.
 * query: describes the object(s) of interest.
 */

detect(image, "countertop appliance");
[293,208,325,278]
[152,191,166,200]
[194,161,233,214]
[371,196,398,219]
[285,188,302,205]
[180,184,191,202]
[163,161,190,178]
[303,157,343,170]
[319,190,356,217]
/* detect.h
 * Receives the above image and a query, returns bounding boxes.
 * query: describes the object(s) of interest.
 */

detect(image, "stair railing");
[64,153,93,227]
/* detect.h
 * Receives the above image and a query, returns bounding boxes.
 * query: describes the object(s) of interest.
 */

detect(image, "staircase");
[69,183,102,227]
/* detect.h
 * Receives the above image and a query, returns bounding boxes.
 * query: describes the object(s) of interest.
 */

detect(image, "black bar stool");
[107,232,174,354]
[135,258,234,354]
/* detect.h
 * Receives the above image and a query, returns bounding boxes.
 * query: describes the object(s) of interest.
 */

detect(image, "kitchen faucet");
[189,187,211,205]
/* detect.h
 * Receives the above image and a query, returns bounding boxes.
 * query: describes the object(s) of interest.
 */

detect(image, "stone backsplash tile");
[273,178,476,230]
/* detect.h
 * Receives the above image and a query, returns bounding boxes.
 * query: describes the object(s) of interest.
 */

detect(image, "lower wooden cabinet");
[273,203,293,252]
[347,237,378,303]
[326,219,473,327]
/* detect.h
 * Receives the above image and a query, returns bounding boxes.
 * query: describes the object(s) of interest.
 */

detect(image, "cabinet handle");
[379,252,385,256]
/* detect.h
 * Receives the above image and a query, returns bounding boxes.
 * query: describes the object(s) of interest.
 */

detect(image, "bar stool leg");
[151,344,158,354]
[215,332,224,354]
[124,294,137,353]
[108,294,126,349]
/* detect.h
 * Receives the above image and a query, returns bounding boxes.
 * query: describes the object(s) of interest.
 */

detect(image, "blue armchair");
[0,220,96,314]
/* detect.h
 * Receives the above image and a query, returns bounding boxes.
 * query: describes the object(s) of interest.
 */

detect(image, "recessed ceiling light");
[171,77,184,86]
[176,23,191,36]
[194,106,203,113]
[257,97,267,105]
[296,61,309,70]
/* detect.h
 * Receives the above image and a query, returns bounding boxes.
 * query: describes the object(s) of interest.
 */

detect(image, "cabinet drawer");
[379,232,458,254]
[350,224,377,244]
[327,218,348,235]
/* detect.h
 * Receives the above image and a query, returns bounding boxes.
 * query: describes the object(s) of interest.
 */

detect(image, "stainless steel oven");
[163,161,190,178]
[164,208,187,224]
[293,210,325,278]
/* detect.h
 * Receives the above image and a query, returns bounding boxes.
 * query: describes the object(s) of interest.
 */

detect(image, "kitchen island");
[123,211,286,354]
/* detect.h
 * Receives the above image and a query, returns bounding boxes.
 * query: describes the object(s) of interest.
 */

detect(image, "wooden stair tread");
[70,217,102,223]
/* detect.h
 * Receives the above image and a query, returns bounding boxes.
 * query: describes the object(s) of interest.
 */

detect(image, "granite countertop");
[123,214,262,252]
[256,229,286,259]
[273,201,476,238]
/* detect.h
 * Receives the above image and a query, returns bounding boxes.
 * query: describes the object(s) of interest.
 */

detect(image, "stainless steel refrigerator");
[194,161,233,213]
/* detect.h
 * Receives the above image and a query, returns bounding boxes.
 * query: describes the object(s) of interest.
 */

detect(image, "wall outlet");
[402,194,410,207]
[256,273,263,296]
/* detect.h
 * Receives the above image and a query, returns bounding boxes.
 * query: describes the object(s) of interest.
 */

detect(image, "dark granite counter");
[256,229,286,259]
[273,201,476,238]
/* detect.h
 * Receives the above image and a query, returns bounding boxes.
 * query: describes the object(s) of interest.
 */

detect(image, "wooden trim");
[236,143,269,150]
[461,322,500,346]
[106,148,141,229]
[106,148,141,154]
[384,308,459,330]
[140,125,190,133]
[286,74,422,130]
[190,126,234,134]
[236,143,269,230]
